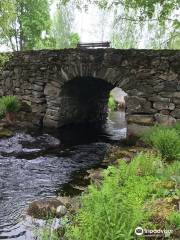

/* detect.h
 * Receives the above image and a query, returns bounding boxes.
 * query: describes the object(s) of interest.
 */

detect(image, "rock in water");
[0,128,13,138]
[27,198,67,219]
[56,205,67,217]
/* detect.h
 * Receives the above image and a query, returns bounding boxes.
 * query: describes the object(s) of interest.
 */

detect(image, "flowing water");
[0,112,126,239]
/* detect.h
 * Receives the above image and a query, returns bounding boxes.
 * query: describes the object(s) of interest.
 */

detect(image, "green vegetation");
[65,153,159,240]
[52,2,80,49]
[0,96,20,114]
[108,95,117,111]
[142,124,180,161]
[38,124,180,240]
[0,0,80,51]
[38,228,59,240]
[0,96,21,124]
[168,212,180,230]
[0,0,51,51]
[62,0,180,49]
[0,54,11,72]
[65,151,180,240]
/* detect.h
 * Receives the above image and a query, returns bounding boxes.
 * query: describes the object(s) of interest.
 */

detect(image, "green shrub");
[108,95,117,111]
[0,95,21,114]
[65,153,160,240]
[168,212,180,229]
[142,126,180,161]
[158,161,180,181]
[126,152,162,177]
[0,54,11,72]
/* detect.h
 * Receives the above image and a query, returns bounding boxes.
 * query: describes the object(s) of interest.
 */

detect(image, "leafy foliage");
[108,95,117,111]
[64,150,180,239]
[0,96,21,114]
[0,54,11,72]
[61,0,180,49]
[65,153,161,240]
[168,212,180,229]
[52,2,80,49]
[142,125,180,161]
[0,0,51,51]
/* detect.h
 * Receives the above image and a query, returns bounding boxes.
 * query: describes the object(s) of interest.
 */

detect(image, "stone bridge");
[0,49,180,133]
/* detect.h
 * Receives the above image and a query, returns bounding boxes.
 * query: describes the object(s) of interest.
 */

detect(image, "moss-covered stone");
[0,128,13,137]
[27,198,67,219]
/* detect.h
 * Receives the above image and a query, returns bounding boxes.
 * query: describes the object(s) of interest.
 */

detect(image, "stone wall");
[0,49,179,132]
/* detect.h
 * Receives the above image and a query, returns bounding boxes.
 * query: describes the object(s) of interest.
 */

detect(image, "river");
[0,111,126,239]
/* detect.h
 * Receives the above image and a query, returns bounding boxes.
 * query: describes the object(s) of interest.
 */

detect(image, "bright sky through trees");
[0,0,179,51]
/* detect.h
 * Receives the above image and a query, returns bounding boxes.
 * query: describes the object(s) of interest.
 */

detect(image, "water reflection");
[105,111,127,140]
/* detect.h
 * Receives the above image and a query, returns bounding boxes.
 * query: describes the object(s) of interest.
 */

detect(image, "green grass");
[168,212,180,230]
[38,227,59,240]
[142,125,180,161]
[0,95,21,114]
[174,122,180,135]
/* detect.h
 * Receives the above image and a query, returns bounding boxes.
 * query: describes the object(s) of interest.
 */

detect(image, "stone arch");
[43,75,116,128]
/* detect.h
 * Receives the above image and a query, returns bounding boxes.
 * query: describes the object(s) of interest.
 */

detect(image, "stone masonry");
[0,49,179,133]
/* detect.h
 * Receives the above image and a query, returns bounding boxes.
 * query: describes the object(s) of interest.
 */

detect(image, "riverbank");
[36,124,180,240]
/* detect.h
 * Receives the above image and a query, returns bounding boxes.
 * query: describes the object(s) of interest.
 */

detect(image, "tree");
[0,0,51,51]
[168,31,180,49]
[52,2,80,48]
[111,7,142,48]
[60,0,180,49]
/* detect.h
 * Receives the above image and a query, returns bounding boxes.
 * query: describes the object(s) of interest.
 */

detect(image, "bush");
[0,95,21,114]
[126,152,162,177]
[142,126,180,161]
[65,153,160,240]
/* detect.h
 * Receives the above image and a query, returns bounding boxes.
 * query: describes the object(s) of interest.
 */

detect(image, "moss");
[0,128,13,137]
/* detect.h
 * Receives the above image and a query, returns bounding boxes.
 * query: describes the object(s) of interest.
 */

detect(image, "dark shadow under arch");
[58,76,115,126]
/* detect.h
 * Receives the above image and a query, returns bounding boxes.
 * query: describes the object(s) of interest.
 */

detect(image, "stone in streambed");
[0,128,13,138]
[27,198,67,219]
[57,196,80,214]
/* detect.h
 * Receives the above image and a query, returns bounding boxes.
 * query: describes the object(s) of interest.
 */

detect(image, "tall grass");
[0,95,20,114]
[142,125,180,161]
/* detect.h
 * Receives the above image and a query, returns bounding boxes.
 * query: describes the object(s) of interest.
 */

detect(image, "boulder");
[57,196,80,214]
[127,114,154,125]
[171,108,180,119]
[155,113,176,125]
[86,168,104,185]
[128,123,151,136]
[27,198,67,219]
[0,128,13,138]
